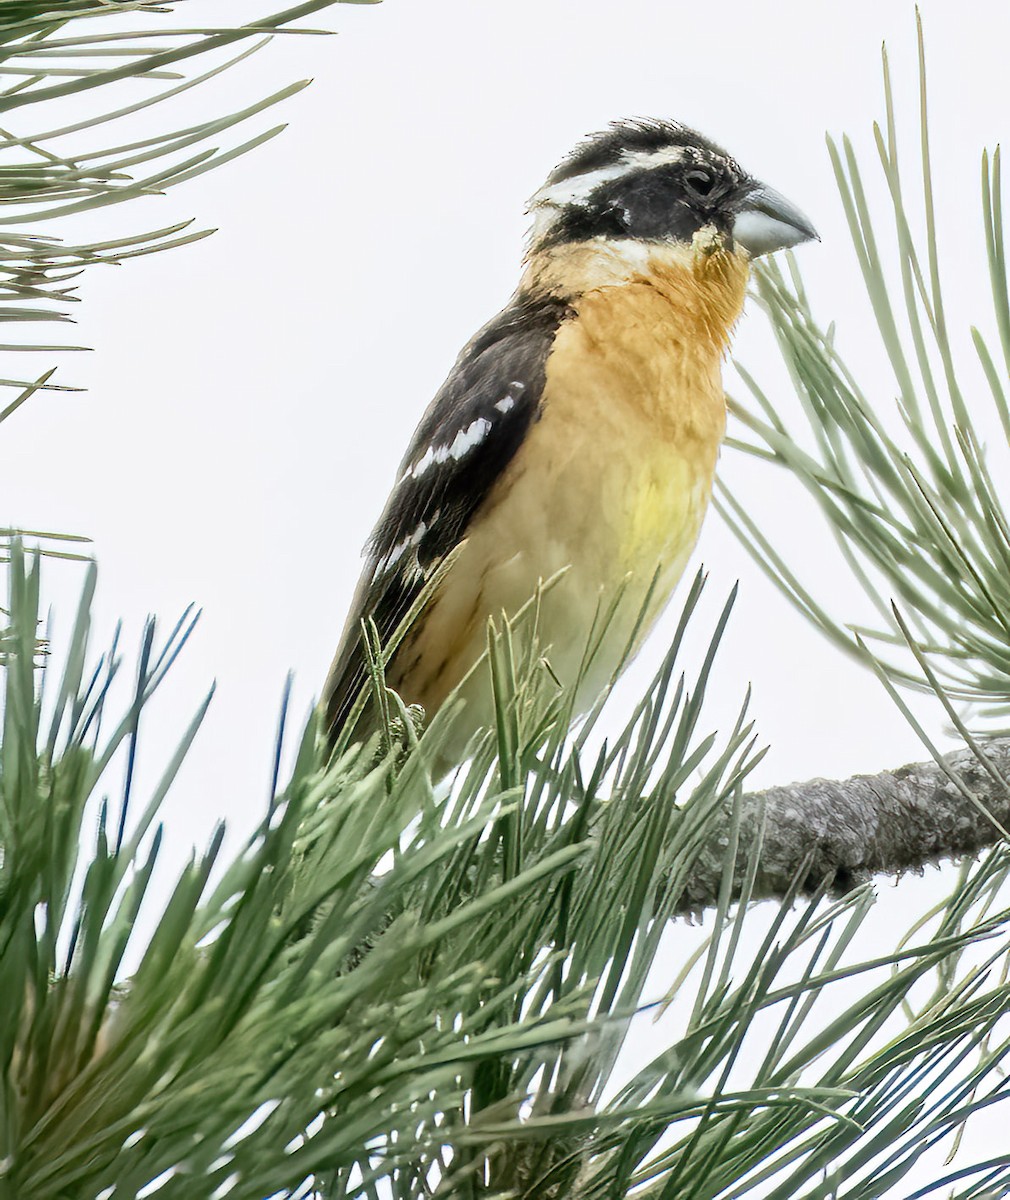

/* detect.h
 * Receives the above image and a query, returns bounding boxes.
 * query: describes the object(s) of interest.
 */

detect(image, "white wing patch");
[446,416,491,461]
[378,381,529,583]
[372,510,441,583]
[406,443,447,481]
[400,394,519,485]
[496,385,522,415]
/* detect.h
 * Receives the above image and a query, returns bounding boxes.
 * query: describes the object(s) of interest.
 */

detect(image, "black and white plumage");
[322,118,817,759]
[324,293,570,738]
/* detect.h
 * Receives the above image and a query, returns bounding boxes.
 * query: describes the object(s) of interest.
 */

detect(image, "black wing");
[323,291,571,740]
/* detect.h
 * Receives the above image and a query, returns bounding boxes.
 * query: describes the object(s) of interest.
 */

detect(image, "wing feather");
[323,291,570,741]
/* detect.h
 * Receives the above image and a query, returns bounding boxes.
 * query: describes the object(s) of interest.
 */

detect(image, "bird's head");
[527,118,818,261]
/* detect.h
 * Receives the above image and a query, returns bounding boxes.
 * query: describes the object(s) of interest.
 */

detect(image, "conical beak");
[733,183,819,257]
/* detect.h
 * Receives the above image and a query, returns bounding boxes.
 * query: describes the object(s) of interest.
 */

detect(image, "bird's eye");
[684,169,716,198]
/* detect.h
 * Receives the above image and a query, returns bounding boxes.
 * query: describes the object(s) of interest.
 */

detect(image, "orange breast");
[390,241,749,760]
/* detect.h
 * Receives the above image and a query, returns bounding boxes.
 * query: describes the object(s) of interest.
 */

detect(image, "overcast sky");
[6,0,1010,1192]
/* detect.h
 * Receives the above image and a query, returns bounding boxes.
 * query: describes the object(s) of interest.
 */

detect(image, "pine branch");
[679,740,1010,914]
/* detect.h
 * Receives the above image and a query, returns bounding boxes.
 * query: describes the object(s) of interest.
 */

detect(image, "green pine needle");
[2,544,1010,1198]
[724,17,1010,719]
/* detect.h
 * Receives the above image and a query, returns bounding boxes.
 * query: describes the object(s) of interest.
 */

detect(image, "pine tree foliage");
[721,16,1010,725]
[7,544,1010,1200]
[0,0,370,565]
[3,6,1010,1200]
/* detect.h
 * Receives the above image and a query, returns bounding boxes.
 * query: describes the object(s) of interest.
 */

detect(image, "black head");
[530,118,817,258]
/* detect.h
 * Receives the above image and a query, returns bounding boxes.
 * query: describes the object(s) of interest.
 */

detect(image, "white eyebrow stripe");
[529,145,690,209]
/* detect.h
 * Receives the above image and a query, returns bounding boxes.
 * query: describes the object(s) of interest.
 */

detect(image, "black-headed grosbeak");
[323,119,817,763]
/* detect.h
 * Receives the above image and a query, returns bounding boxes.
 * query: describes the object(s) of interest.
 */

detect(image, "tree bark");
[676,738,1010,914]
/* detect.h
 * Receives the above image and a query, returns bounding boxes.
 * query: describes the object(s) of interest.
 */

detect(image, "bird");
[322,118,817,768]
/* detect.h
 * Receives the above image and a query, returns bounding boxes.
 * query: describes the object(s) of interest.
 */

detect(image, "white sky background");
[6,0,1010,1192]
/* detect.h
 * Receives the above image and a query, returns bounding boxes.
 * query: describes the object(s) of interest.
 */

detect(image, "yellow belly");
[389,245,747,758]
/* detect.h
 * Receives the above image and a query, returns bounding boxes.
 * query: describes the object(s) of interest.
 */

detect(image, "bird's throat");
[522,234,749,357]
